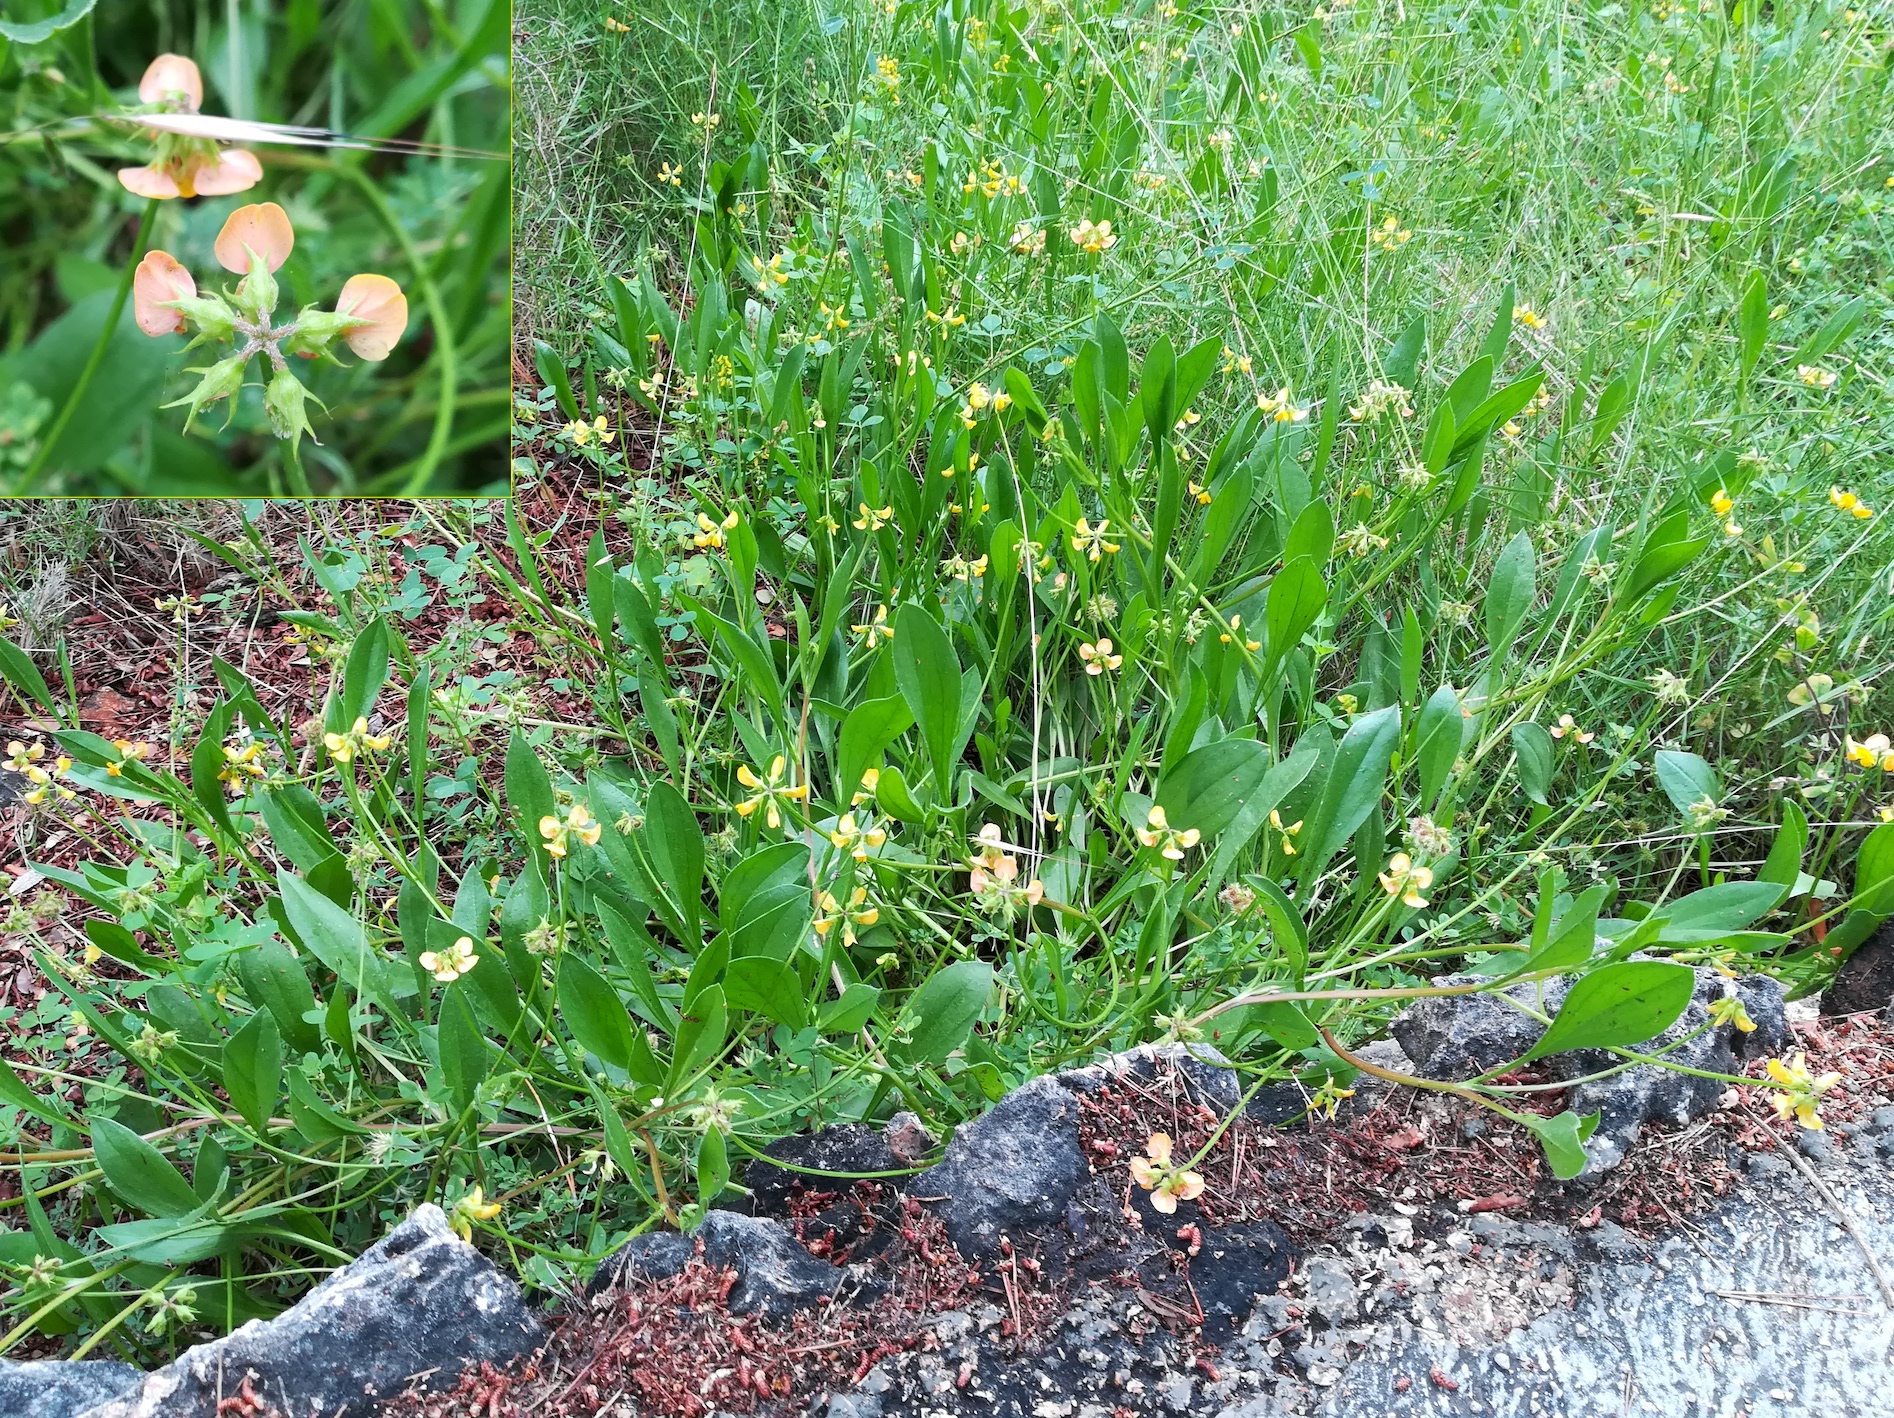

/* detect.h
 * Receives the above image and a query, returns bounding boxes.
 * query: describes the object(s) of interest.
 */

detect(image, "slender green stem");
[15,199,160,490]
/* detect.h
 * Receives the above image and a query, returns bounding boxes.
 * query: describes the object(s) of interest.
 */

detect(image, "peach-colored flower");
[214,202,294,273]
[118,148,261,201]
[334,275,408,361]
[131,252,196,336]
[138,54,203,111]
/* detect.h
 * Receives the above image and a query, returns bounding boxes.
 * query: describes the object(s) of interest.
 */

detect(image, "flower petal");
[334,274,408,361]
[138,54,203,111]
[190,149,263,197]
[118,164,181,200]
[213,201,295,273]
[132,252,196,337]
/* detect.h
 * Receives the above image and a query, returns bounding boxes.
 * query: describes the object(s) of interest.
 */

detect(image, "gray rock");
[590,1210,843,1319]
[1388,968,1787,1175]
[1796,1129,1833,1163]
[1301,1255,1358,1324]
[0,1359,141,1418]
[75,1204,542,1418]
[915,1074,1086,1258]
[1389,975,1563,1081]
[1060,1042,1243,1115]
[744,1123,901,1213]
[1869,1106,1894,1133]
[1745,1149,1790,1181]
[827,1394,884,1418]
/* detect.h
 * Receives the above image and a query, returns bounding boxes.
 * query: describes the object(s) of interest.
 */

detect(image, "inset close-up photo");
[0,0,509,495]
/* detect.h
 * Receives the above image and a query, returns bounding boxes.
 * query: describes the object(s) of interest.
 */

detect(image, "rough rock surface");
[588,1209,853,1319]
[915,1074,1088,1259]
[1389,967,1787,1174]
[74,1204,542,1418]
[1559,971,1785,1172]
[744,1122,903,1213]
[831,1134,1894,1417]
[0,1359,140,1418]
[1822,919,1894,1019]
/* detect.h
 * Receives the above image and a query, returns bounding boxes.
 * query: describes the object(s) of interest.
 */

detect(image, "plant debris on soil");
[378,1016,1894,1418]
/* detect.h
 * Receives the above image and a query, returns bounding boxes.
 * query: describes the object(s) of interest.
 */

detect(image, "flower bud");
[233,247,278,325]
[264,368,320,451]
[162,353,247,433]
[166,294,240,346]
[280,304,368,360]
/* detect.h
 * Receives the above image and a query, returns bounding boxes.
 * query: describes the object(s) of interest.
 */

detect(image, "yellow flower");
[853,502,893,532]
[814,885,880,946]
[1798,364,1837,389]
[1512,304,1547,330]
[1785,673,1837,714]
[218,741,266,790]
[1070,517,1120,561]
[605,15,629,31]
[106,739,153,777]
[1378,852,1433,909]
[539,802,602,859]
[851,605,896,646]
[1256,386,1307,422]
[1069,217,1118,254]
[1188,480,1213,505]
[734,755,809,833]
[1707,994,1757,1033]
[1077,638,1123,675]
[1127,1132,1205,1214]
[562,415,614,448]
[1764,1051,1842,1130]
[1008,221,1046,255]
[3,741,46,775]
[1136,805,1201,861]
[693,509,740,549]
[449,1185,503,1241]
[828,813,887,862]
[1711,488,1734,517]
[1310,1074,1356,1119]
[657,161,684,186]
[1218,613,1261,652]
[851,768,881,806]
[419,936,480,984]
[690,111,721,128]
[1844,733,1894,772]
[323,716,392,764]
[1548,714,1594,744]
[1269,808,1302,856]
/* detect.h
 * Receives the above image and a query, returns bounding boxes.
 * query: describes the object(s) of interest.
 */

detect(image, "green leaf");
[557,953,637,1071]
[893,603,963,793]
[1155,739,1276,841]
[1524,1109,1601,1180]
[533,339,580,421]
[1484,530,1536,660]
[1738,270,1768,382]
[725,955,810,1029]
[223,1012,281,1136]
[0,0,99,43]
[1854,822,1894,915]
[90,1116,202,1219]
[1249,877,1309,987]
[697,605,786,729]
[1511,721,1555,806]
[875,764,927,824]
[1264,556,1326,669]
[1520,884,1607,974]
[670,984,728,1087]
[277,870,406,1020]
[696,1126,731,1207]
[902,960,991,1064]
[642,781,705,944]
[504,730,558,870]
[1248,1000,1319,1050]
[0,635,53,710]
[817,981,881,1035]
[1523,961,1696,1062]
[436,985,492,1115]
[1757,800,1808,890]
[1654,749,1721,820]
[339,617,392,729]
[189,701,237,840]
[836,695,915,806]
[1661,881,1787,937]
[1625,515,1707,602]
[1414,685,1465,809]
[1297,705,1401,881]
[236,937,322,1056]
[0,1058,67,1127]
